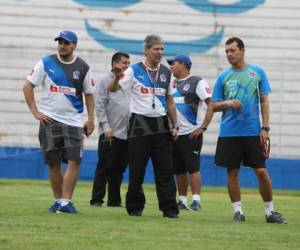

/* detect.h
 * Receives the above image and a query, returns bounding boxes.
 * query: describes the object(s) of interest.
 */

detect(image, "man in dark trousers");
[110,35,179,218]
[90,52,130,207]
[212,37,287,224]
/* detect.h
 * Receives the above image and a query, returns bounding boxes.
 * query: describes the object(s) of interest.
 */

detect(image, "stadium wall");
[0,0,299,188]
[0,146,299,190]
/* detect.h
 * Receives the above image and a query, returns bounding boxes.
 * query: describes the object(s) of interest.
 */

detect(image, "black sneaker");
[177,200,191,210]
[129,210,142,216]
[163,212,179,219]
[233,211,245,222]
[91,202,103,207]
[266,211,287,224]
[108,204,124,208]
[190,200,201,211]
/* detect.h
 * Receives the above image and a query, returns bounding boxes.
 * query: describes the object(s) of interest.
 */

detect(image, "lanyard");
[144,62,160,109]
[145,62,160,85]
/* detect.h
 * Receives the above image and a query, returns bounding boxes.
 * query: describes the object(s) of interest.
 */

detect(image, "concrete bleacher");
[0,0,299,186]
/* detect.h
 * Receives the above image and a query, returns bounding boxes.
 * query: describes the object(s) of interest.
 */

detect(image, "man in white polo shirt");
[109,35,179,218]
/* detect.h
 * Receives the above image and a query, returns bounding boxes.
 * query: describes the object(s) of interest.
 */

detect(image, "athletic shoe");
[190,200,201,211]
[266,211,287,224]
[128,210,142,216]
[57,202,79,214]
[233,211,245,222]
[48,201,60,213]
[91,202,103,207]
[177,200,192,210]
[108,204,124,208]
[163,212,179,219]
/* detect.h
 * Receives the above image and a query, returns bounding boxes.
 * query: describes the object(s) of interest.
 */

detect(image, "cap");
[167,54,192,69]
[54,30,78,44]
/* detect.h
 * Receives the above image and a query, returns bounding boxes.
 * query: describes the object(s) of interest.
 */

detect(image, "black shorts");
[214,136,266,169]
[38,120,84,164]
[172,134,203,175]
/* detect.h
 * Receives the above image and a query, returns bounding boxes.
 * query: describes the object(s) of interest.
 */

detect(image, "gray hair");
[143,34,164,49]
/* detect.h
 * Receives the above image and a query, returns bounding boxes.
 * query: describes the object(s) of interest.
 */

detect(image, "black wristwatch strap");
[261,126,270,132]
[172,125,179,130]
[200,125,207,131]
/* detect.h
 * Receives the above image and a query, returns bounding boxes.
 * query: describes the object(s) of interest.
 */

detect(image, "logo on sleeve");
[205,87,212,94]
[29,69,34,76]
[91,78,96,86]
[172,80,176,88]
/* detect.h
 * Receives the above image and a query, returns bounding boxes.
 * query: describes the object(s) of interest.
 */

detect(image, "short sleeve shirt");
[119,62,171,117]
[212,64,271,137]
[169,74,212,135]
[27,54,95,127]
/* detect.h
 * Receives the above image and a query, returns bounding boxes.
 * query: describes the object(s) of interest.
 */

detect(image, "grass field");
[0,179,299,250]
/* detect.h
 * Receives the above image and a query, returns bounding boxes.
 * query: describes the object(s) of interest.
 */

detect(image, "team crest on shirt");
[73,71,80,80]
[248,71,256,79]
[183,84,190,91]
[160,74,166,82]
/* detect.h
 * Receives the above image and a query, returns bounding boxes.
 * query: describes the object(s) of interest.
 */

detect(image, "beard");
[59,50,73,58]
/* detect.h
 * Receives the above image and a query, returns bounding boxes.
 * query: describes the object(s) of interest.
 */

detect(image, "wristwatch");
[172,126,179,131]
[261,126,270,132]
[200,125,207,131]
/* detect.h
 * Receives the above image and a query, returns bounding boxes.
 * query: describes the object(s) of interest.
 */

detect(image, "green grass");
[0,179,299,250]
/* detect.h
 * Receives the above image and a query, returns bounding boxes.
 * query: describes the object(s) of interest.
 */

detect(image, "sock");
[232,201,244,215]
[179,196,187,205]
[192,194,201,203]
[54,198,61,203]
[60,199,71,206]
[264,201,274,216]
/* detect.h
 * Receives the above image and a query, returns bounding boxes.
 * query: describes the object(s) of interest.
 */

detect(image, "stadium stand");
[0,0,299,188]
